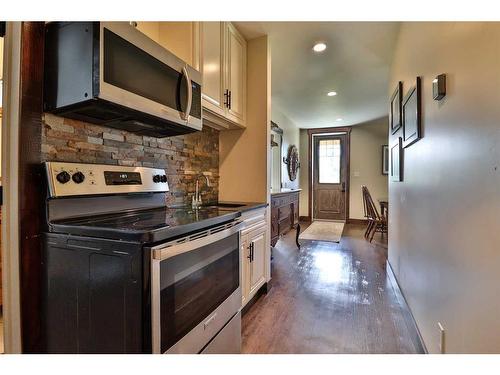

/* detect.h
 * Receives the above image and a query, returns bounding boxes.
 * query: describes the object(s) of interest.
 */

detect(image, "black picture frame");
[402,76,422,148]
[390,138,403,182]
[382,145,389,175]
[389,81,403,134]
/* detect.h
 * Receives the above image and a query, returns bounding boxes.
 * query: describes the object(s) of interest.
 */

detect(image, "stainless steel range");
[42,162,243,354]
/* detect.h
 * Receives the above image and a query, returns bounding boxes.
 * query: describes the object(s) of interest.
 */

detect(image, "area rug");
[298,220,345,243]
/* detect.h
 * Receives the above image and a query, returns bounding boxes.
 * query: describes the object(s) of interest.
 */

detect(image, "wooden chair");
[362,185,387,242]
[361,186,372,238]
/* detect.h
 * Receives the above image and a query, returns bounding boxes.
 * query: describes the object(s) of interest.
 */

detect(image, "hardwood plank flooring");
[242,223,423,354]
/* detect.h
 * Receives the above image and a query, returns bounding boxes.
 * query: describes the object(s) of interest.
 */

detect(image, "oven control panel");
[46,162,169,198]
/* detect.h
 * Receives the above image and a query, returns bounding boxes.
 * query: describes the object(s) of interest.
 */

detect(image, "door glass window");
[318,139,341,183]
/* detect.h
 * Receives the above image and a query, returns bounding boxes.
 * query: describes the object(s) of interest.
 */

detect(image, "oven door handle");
[151,221,243,261]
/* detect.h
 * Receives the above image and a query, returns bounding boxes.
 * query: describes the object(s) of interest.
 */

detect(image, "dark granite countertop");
[270,188,302,196]
[49,201,268,244]
[215,201,268,213]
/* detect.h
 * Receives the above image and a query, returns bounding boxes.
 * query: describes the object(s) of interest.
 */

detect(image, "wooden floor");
[242,222,423,354]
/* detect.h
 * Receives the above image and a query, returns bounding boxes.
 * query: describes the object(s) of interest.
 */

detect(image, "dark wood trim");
[402,76,422,148]
[18,22,45,353]
[299,216,311,222]
[390,81,403,135]
[347,218,368,225]
[386,260,427,354]
[307,127,351,222]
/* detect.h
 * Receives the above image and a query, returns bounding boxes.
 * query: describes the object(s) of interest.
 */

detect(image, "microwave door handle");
[181,66,193,122]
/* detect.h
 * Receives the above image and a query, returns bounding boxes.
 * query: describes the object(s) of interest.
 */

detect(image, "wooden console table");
[270,190,301,248]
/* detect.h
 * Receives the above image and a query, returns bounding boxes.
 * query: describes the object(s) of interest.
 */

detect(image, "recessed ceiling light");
[336,118,343,121]
[313,42,327,52]
[327,91,337,97]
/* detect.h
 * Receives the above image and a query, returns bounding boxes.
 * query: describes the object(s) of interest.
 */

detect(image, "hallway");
[242,223,424,353]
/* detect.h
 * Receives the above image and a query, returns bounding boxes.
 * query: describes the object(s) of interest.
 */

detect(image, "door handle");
[180,66,192,122]
[247,242,254,262]
[341,182,346,192]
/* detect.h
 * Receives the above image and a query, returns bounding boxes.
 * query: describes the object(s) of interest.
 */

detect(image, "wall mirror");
[270,121,283,191]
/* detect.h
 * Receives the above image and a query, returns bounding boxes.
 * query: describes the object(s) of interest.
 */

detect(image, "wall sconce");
[433,74,446,100]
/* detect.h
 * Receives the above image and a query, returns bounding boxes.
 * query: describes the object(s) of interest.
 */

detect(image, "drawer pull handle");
[204,313,217,330]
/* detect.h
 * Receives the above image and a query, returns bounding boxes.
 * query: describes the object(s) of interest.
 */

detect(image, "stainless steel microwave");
[44,22,202,137]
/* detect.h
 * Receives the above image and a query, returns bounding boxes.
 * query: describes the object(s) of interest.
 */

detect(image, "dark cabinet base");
[42,233,148,353]
[270,191,300,248]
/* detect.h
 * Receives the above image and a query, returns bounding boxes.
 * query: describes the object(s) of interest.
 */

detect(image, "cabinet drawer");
[278,205,291,220]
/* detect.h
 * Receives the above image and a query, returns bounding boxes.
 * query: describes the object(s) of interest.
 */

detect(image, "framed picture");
[390,138,403,182]
[382,145,389,175]
[389,81,403,134]
[403,76,422,148]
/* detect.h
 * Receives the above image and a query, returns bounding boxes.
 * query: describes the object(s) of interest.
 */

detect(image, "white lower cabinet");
[240,208,269,307]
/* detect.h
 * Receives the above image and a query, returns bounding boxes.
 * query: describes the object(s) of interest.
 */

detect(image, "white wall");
[389,22,500,353]
[350,118,389,220]
[271,103,300,190]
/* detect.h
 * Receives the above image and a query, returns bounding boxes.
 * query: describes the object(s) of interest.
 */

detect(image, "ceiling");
[234,22,400,128]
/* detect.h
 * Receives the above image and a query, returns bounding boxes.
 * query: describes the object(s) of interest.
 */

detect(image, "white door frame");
[1,21,23,354]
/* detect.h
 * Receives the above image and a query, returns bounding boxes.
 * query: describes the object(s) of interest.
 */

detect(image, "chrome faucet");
[192,173,211,209]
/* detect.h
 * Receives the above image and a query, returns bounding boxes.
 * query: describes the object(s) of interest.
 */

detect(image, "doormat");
[298,220,345,243]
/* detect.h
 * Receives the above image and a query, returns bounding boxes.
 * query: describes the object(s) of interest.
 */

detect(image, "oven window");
[159,233,239,352]
[103,29,201,119]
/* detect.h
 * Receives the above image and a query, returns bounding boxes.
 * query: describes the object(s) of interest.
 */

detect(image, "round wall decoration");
[283,145,300,181]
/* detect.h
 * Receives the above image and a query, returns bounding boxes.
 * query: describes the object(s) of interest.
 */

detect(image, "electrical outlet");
[437,322,445,354]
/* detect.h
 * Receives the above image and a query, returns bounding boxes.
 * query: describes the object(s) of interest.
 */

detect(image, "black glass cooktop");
[49,206,242,243]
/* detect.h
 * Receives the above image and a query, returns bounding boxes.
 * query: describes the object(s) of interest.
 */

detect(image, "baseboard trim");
[347,218,368,225]
[386,260,428,354]
[299,216,311,222]
[241,282,269,316]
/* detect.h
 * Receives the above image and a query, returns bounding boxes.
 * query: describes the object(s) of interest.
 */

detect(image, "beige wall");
[271,104,300,190]
[389,22,500,353]
[297,120,388,220]
[350,118,388,219]
[219,36,270,203]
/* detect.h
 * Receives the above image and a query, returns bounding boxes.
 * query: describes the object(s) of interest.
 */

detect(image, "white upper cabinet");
[201,22,226,117]
[201,22,247,129]
[225,23,247,126]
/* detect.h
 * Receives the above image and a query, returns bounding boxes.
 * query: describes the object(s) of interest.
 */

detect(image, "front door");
[313,134,348,221]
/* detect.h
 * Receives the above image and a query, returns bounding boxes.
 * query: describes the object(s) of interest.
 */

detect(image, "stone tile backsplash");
[42,113,219,206]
